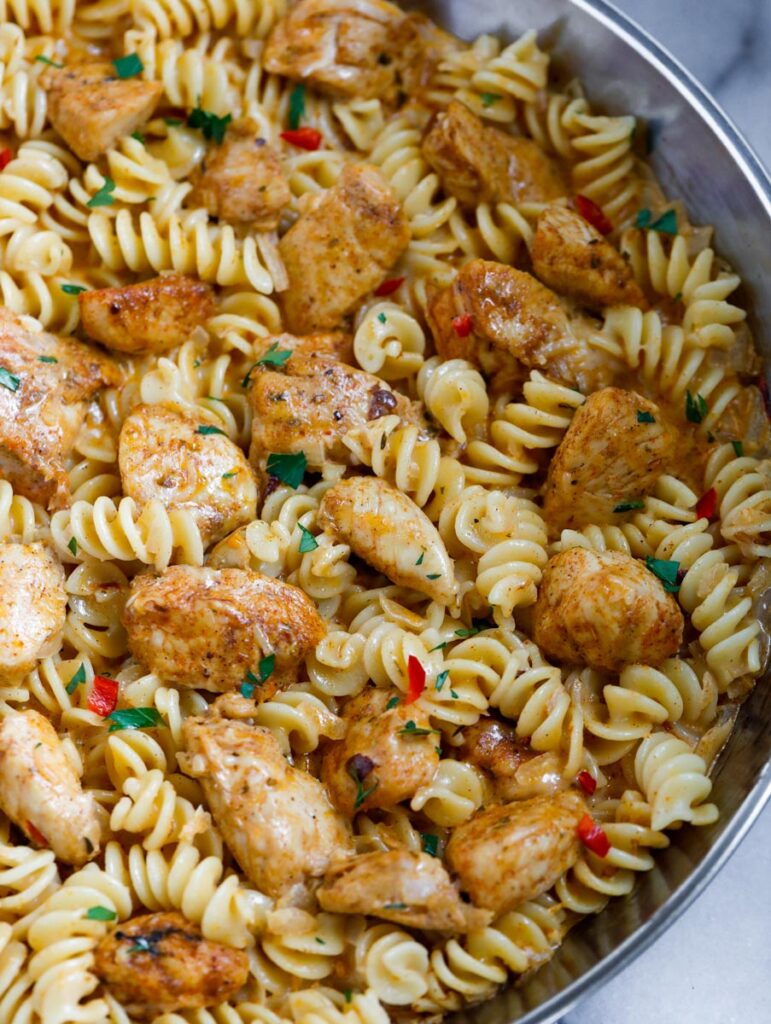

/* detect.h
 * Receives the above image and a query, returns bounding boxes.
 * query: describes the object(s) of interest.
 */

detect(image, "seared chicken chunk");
[41,61,162,162]
[426,259,611,393]
[279,164,409,333]
[0,542,65,679]
[318,849,490,932]
[94,911,248,1019]
[321,687,439,817]
[123,566,326,694]
[445,792,587,912]
[248,354,412,470]
[264,0,410,101]
[532,548,684,673]
[0,709,101,864]
[0,309,119,508]
[318,476,457,604]
[189,120,290,229]
[455,717,538,802]
[119,403,258,547]
[80,274,215,355]
[543,388,675,531]
[532,204,647,309]
[180,717,353,898]
[254,331,354,364]
[422,100,566,207]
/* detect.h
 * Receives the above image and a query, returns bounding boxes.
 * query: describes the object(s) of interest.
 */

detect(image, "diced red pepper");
[88,675,119,717]
[0,149,12,171]
[406,655,426,704]
[374,277,405,297]
[576,770,597,795]
[25,821,48,847]
[695,487,717,522]
[575,194,613,235]
[452,313,473,338]
[578,813,610,857]
[280,127,322,151]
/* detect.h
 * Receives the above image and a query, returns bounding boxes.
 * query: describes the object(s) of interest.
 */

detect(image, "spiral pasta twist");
[63,559,129,663]
[633,731,718,830]
[410,759,490,826]
[261,910,346,982]
[131,0,285,39]
[0,478,49,542]
[252,687,345,756]
[110,768,213,850]
[469,29,549,108]
[353,302,425,381]
[705,443,771,558]
[416,356,488,444]
[489,370,585,456]
[357,924,430,1006]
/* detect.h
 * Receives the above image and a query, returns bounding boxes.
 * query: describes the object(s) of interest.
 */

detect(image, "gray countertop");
[566,2,771,1022]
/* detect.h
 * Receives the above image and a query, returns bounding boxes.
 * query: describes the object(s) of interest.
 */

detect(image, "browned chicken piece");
[422,100,566,208]
[264,0,411,101]
[248,353,412,470]
[398,14,461,96]
[321,687,439,817]
[279,164,409,333]
[445,791,587,912]
[93,911,248,1019]
[0,543,65,679]
[455,716,539,802]
[41,61,162,162]
[253,331,354,364]
[180,717,353,899]
[318,476,458,604]
[543,387,676,531]
[532,204,647,309]
[318,849,491,932]
[79,274,215,356]
[426,259,612,393]
[0,710,101,864]
[0,308,119,509]
[189,120,290,229]
[123,566,326,694]
[119,403,258,547]
[532,548,684,673]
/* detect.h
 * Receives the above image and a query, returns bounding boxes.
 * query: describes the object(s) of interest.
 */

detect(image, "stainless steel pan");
[409,1,771,1020]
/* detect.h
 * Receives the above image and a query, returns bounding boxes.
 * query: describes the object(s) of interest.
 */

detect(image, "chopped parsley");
[731,440,744,457]
[34,55,62,68]
[38,356,58,363]
[240,654,276,698]
[61,283,87,295]
[65,663,86,695]
[429,641,448,652]
[398,720,438,738]
[87,177,116,208]
[685,390,708,424]
[106,707,164,732]
[188,102,231,144]
[634,208,678,234]
[0,367,20,392]
[241,342,293,385]
[480,92,502,108]
[298,523,318,553]
[377,312,387,324]
[196,424,227,436]
[421,833,439,857]
[67,536,78,555]
[222,470,237,479]
[164,117,183,126]
[415,551,425,565]
[266,451,306,489]
[435,670,449,692]
[383,902,407,910]
[644,556,680,593]
[426,573,440,580]
[288,84,305,130]
[348,755,378,810]
[127,936,156,955]
[86,906,117,921]
[131,130,145,144]
[112,53,144,79]
[637,409,655,424]
[613,499,645,513]
[450,689,459,699]
[315,937,326,945]
[454,624,482,639]
[343,990,352,1003]
[385,696,401,710]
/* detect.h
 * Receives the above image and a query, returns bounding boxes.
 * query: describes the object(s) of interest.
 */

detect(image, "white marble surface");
[566,2,771,1023]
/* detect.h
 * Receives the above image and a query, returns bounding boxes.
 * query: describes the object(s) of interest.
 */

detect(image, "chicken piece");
[41,61,162,162]
[79,274,215,356]
[318,476,457,604]
[398,14,461,96]
[318,849,490,932]
[123,566,325,694]
[0,709,101,864]
[189,120,290,228]
[0,543,65,680]
[0,308,119,509]
[532,204,647,309]
[445,791,587,912]
[279,164,409,333]
[422,100,566,208]
[180,717,353,898]
[248,353,412,470]
[532,548,684,673]
[426,259,611,393]
[119,403,258,547]
[321,687,439,817]
[253,331,354,364]
[264,0,410,101]
[94,911,248,1020]
[455,717,539,802]
[543,387,676,531]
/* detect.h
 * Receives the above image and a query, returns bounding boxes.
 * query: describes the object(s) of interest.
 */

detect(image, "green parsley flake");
[384,902,407,910]
[426,573,440,580]
[258,342,292,367]
[731,440,744,457]
[164,117,183,126]
[131,130,145,144]
[112,53,144,79]
[480,92,502,107]
[435,670,449,692]
[38,356,57,363]
[86,906,117,921]
[107,707,164,733]
[87,177,116,208]
[267,451,307,489]
[61,283,87,295]
[685,391,708,424]
[188,102,232,144]
[67,536,78,556]
[650,209,677,235]
[634,208,652,229]
[645,555,680,593]
[0,366,20,392]
[455,625,481,639]
[377,312,387,324]
[613,499,645,513]
[415,551,425,565]
[315,937,326,945]
[386,696,400,710]
[429,641,447,652]
[127,936,155,955]
[637,409,655,424]
[196,424,227,436]
[34,55,62,68]
[298,523,319,553]
[343,991,352,1003]
[240,653,276,698]
[222,471,237,479]
[66,663,87,695]
[399,720,437,738]
[450,689,459,699]
[348,760,378,810]
[288,84,305,130]
[421,833,439,857]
